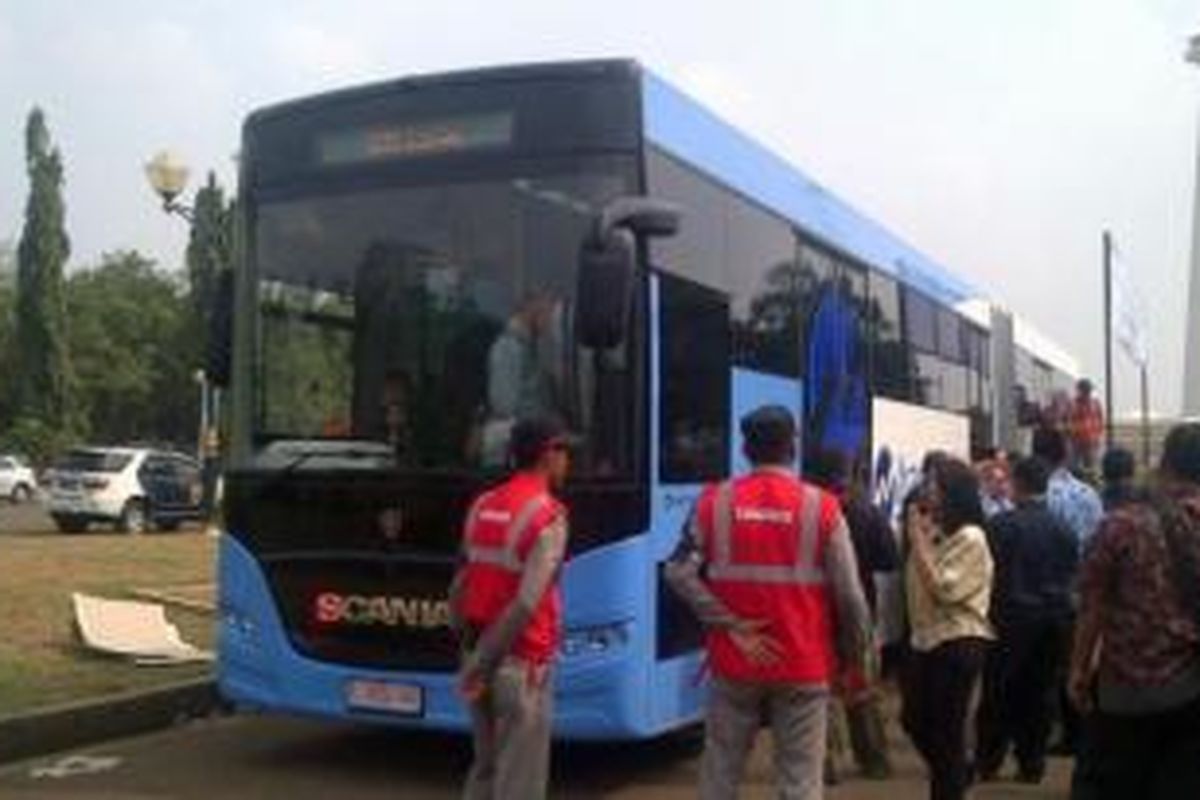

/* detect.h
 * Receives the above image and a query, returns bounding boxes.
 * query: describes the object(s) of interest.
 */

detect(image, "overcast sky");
[1,0,1197,416]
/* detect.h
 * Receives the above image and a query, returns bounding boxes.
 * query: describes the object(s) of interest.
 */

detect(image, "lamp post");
[145,151,219,521]
[146,151,206,454]
[193,368,208,461]
[1184,35,1200,416]
[144,150,194,220]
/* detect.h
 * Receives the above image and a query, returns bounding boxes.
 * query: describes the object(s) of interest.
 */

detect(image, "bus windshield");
[252,161,638,477]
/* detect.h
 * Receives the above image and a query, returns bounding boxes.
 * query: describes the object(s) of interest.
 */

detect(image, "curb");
[0,678,225,764]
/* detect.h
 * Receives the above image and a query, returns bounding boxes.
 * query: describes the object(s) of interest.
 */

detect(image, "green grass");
[0,529,216,716]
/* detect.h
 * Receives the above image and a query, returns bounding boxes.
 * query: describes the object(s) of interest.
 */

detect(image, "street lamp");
[147,151,221,521]
[147,151,207,456]
[144,150,193,220]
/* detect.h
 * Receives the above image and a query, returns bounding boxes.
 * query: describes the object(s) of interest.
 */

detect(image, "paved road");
[0,711,1072,799]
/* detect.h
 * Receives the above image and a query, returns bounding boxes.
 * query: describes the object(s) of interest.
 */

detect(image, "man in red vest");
[450,415,572,800]
[1067,378,1105,474]
[666,405,872,800]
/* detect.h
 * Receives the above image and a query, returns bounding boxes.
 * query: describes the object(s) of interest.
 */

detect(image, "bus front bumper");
[217,533,656,740]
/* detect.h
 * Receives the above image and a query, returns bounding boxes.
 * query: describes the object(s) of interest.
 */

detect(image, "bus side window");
[659,273,730,484]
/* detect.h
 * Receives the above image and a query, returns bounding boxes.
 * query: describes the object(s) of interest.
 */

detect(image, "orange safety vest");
[696,467,840,684]
[459,473,564,664]
[1068,398,1104,446]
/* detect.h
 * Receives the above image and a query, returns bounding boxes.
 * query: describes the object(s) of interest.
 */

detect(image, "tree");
[66,250,194,447]
[186,171,233,340]
[0,416,72,468]
[15,108,73,430]
[0,238,14,286]
[0,239,16,425]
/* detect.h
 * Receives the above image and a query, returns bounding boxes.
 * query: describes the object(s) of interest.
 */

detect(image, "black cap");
[740,405,797,450]
[509,415,575,468]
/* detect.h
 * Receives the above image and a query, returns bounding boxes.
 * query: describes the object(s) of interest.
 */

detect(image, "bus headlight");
[561,622,631,658]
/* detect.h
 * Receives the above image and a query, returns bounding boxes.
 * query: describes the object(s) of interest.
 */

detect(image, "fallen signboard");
[71,593,213,666]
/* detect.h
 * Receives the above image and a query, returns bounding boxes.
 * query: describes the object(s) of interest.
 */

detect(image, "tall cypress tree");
[15,107,72,428]
[186,171,232,334]
[0,240,16,424]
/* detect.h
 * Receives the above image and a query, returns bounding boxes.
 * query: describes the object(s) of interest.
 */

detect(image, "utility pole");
[1103,230,1114,449]
[1141,364,1151,467]
[1183,34,1200,417]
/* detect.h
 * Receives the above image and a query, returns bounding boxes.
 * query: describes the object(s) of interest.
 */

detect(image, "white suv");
[47,447,203,533]
[0,454,38,503]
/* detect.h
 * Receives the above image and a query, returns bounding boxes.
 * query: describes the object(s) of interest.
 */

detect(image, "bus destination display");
[316,112,514,166]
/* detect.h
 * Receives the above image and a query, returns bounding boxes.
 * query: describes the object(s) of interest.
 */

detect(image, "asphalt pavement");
[0,711,1073,799]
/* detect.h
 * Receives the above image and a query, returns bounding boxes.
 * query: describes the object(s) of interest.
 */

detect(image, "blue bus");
[215,59,1074,739]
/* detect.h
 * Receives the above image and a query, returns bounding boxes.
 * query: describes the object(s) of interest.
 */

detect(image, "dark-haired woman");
[901,458,995,800]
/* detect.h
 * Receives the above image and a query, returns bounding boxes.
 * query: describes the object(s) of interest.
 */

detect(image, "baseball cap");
[740,405,797,450]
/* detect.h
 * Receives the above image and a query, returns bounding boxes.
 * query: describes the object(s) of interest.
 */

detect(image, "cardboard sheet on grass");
[72,593,213,666]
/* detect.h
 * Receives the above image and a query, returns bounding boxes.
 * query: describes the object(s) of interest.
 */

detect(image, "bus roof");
[641,69,979,309]
[245,59,640,128]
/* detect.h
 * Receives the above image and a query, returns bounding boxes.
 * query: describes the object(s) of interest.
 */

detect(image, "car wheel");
[10,483,32,504]
[118,499,148,534]
[158,519,181,532]
[53,514,88,534]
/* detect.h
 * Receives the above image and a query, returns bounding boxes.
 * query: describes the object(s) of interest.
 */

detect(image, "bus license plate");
[345,679,424,716]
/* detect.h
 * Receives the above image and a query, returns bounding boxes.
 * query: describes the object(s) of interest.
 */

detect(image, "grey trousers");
[700,679,829,800]
[463,659,553,800]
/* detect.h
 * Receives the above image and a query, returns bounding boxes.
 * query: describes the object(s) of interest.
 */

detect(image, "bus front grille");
[265,557,459,672]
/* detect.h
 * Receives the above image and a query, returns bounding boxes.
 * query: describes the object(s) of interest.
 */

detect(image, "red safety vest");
[695,467,840,684]
[1068,397,1104,446]
[459,473,564,664]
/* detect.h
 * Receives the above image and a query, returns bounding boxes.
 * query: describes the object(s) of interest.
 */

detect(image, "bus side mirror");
[207,269,234,388]
[576,197,680,350]
[598,197,681,239]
